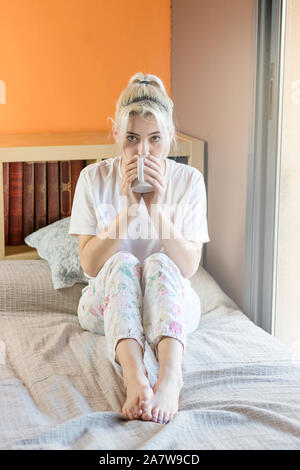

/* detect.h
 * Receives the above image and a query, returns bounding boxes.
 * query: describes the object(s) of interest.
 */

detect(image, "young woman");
[69,72,210,425]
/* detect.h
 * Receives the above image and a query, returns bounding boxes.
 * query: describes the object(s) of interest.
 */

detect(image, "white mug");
[132,155,154,193]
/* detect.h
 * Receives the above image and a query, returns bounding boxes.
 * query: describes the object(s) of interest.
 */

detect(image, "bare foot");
[146,373,183,424]
[122,373,153,420]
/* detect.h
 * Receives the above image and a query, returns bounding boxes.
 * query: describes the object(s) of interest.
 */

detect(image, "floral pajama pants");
[77,251,201,371]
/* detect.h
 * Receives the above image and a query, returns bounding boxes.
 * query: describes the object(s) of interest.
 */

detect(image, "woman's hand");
[142,154,167,212]
[120,154,142,210]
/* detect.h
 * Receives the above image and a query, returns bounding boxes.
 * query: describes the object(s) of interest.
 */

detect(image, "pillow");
[24,217,89,289]
[190,265,239,315]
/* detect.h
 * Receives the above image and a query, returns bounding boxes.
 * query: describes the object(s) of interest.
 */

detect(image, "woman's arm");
[149,205,202,279]
[79,203,139,278]
[141,154,203,278]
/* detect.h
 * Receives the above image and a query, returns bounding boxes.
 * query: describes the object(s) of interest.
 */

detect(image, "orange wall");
[0,0,171,134]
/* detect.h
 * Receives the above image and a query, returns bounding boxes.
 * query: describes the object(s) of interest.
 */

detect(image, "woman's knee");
[77,298,105,336]
[109,250,140,267]
[97,250,141,277]
[144,252,168,265]
[143,252,180,274]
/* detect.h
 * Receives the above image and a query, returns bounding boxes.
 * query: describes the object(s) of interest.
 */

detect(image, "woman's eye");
[126,135,160,143]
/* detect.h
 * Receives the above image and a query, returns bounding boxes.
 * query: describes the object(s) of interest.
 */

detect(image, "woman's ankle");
[157,366,183,388]
[123,367,150,389]
[115,338,148,385]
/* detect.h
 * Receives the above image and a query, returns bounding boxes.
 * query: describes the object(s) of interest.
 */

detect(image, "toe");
[151,407,159,423]
[128,407,135,420]
[140,401,151,416]
[140,397,151,409]
[140,400,152,421]
[157,410,164,424]
[141,409,152,421]
[135,408,143,419]
[162,412,169,424]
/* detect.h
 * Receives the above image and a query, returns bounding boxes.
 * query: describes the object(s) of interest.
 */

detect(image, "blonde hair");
[108,72,178,157]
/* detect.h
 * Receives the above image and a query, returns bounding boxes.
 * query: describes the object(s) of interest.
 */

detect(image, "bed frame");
[0,131,207,261]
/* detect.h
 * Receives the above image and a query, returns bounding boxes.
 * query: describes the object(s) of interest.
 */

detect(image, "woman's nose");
[138,140,149,156]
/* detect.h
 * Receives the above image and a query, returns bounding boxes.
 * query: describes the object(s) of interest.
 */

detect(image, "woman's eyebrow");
[126,131,161,136]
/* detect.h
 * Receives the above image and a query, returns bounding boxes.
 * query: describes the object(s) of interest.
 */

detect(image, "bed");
[1,259,300,450]
[0,133,300,450]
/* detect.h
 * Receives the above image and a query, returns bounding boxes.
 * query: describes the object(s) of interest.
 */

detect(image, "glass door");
[274,0,300,350]
[244,0,286,335]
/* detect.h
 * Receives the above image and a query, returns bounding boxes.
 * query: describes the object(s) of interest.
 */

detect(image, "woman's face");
[121,114,164,160]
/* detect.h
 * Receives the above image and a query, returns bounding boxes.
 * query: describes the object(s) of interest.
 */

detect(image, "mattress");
[0,259,300,450]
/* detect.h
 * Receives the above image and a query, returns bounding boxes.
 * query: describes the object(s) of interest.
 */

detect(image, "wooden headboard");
[0,131,206,260]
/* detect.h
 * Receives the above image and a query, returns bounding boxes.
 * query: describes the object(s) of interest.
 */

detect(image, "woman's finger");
[126,154,139,168]
[144,173,163,190]
[125,169,137,184]
[125,160,138,173]
[125,173,136,190]
[121,155,138,177]
[144,166,165,186]
[121,171,133,189]
[146,155,164,173]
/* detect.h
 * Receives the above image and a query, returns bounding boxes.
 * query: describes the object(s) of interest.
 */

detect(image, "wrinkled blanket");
[0,260,300,450]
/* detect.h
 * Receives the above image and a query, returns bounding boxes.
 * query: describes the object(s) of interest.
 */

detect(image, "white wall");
[275,0,300,348]
[171,0,256,311]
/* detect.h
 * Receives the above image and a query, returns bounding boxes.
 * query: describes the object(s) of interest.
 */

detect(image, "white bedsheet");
[0,261,300,450]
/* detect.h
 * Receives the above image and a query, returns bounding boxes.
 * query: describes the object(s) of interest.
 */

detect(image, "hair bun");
[128,73,163,91]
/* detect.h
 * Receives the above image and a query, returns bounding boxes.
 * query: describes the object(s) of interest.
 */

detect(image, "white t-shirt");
[68,155,210,279]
